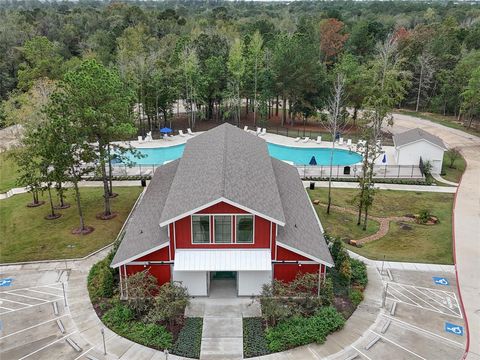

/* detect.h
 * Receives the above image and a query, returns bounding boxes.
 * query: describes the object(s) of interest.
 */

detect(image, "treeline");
[1,0,479,131]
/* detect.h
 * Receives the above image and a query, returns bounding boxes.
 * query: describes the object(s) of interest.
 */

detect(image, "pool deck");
[115,130,398,166]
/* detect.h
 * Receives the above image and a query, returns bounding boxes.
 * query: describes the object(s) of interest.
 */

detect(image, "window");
[236,215,253,243]
[192,215,210,243]
[214,216,232,243]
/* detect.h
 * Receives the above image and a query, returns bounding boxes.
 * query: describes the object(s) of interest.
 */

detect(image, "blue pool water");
[122,142,362,166]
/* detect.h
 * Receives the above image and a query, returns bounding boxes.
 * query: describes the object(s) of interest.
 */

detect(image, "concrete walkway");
[303,180,457,193]
[432,173,459,187]
[391,112,480,360]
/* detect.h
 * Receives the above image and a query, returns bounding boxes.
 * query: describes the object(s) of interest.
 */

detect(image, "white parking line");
[370,330,427,359]
[17,331,78,359]
[26,289,63,297]
[385,296,463,319]
[415,288,461,317]
[351,345,374,360]
[0,299,60,314]
[388,286,422,306]
[381,314,464,348]
[0,297,31,306]
[0,314,69,340]
[0,306,14,311]
[3,291,49,302]
[394,283,441,312]
[0,282,62,293]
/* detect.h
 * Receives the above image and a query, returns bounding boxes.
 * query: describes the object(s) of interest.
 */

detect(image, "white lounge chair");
[179,130,186,137]
[316,136,322,144]
[187,128,195,135]
[260,128,267,136]
[243,126,248,131]
[302,137,310,143]
[347,139,352,146]
[338,137,344,145]
[137,136,143,142]
[294,137,301,142]
[256,127,261,135]
[145,131,153,142]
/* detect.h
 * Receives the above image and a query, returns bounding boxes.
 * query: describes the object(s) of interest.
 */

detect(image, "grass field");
[308,188,454,264]
[0,151,19,193]
[0,186,142,263]
[397,110,480,137]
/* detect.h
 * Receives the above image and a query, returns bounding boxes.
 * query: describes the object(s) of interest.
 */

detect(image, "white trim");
[111,242,170,268]
[191,214,212,244]
[190,214,255,245]
[276,241,334,267]
[305,187,325,234]
[394,138,446,151]
[159,196,285,227]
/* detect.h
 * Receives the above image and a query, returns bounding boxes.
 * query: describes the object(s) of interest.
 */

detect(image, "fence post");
[411,165,414,178]
[139,164,142,176]
[384,165,387,178]
[397,165,401,178]
[336,166,339,179]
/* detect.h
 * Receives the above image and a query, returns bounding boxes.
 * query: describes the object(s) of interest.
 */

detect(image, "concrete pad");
[103,335,134,358]
[202,317,243,338]
[119,343,156,360]
[200,338,243,360]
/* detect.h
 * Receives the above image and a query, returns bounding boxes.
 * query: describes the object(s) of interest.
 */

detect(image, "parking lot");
[340,268,466,360]
[0,265,467,360]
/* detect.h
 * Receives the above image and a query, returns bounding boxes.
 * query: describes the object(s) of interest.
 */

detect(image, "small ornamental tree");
[14,146,43,207]
[145,282,190,328]
[125,270,159,316]
[446,147,461,169]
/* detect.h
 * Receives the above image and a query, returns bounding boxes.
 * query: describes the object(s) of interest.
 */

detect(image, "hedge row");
[87,252,116,303]
[171,318,203,359]
[243,318,270,358]
[84,175,152,181]
[304,176,429,185]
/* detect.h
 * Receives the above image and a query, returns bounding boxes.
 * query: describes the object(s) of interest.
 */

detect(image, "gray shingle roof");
[393,128,446,150]
[272,158,333,266]
[111,160,179,268]
[159,123,286,226]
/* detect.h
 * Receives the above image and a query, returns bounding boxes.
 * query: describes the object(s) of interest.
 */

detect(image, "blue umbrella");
[309,156,317,166]
[382,153,387,164]
[160,127,172,133]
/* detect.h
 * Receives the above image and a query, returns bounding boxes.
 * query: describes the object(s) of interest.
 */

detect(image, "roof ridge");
[220,124,228,198]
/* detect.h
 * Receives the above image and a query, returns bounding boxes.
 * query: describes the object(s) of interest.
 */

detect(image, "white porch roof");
[173,249,272,272]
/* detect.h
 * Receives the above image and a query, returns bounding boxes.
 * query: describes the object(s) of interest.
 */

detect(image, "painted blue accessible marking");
[445,323,464,336]
[0,278,13,287]
[433,277,449,286]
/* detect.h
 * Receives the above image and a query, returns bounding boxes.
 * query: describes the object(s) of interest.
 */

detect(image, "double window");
[191,214,254,244]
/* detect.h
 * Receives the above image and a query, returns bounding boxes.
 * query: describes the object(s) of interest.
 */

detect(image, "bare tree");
[415,51,435,112]
[325,74,349,214]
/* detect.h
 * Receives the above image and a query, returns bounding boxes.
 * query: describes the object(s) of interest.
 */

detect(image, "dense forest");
[1,0,479,132]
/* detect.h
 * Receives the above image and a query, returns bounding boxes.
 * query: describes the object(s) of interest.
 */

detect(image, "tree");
[227,38,245,126]
[319,19,349,65]
[461,66,480,129]
[180,46,200,129]
[414,51,435,112]
[325,74,348,214]
[17,36,63,91]
[247,31,264,126]
[62,59,135,219]
[14,146,43,207]
[145,283,190,328]
[446,147,461,168]
[124,270,159,316]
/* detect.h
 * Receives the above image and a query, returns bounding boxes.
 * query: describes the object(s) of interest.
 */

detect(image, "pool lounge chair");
[347,139,352,146]
[256,127,261,135]
[338,137,344,145]
[316,136,322,144]
[137,136,143,142]
[187,128,195,135]
[294,137,301,142]
[179,130,186,137]
[302,137,310,143]
[259,128,267,136]
[243,126,249,131]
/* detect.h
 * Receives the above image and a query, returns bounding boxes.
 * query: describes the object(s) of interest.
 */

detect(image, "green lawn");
[396,109,480,137]
[308,188,454,264]
[441,152,466,184]
[0,186,142,263]
[0,151,19,193]
[311,204,379,241]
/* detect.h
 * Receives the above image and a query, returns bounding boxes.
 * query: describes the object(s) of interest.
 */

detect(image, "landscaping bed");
[0,187,142,263]
[243,238,367,357]
[88,252,202,358]
[308,188,454,264]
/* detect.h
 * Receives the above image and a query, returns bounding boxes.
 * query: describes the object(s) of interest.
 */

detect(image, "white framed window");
[236,215,254,243]
[214,215,232,243]
[192,215,210,243]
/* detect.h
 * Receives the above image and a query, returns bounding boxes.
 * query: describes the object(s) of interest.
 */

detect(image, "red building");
[111,124,333,296]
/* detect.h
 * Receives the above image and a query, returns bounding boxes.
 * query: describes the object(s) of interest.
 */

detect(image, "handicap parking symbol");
[445,322,464,336]
[433,276,449,286]
[0,278,13,287]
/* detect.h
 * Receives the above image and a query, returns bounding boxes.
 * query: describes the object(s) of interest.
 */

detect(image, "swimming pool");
[121,142,362,166]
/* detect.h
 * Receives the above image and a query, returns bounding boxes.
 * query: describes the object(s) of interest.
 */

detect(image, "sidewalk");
[303,180,457,193]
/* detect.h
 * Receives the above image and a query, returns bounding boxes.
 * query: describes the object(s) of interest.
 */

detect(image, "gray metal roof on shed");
[272,158,333,266]
[393,128,446,150]
[111,160,179,268]
[158,123,286,226]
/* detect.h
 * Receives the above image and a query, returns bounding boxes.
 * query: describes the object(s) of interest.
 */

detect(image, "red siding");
[276,246,312,261]
[271,223,276,260]
[126,264,171,286]
[135,246,170,262]
[273,263,320,283]
[197,202,248,214]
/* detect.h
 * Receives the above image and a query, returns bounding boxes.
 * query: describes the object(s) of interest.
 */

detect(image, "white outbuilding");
[393,128,447,174]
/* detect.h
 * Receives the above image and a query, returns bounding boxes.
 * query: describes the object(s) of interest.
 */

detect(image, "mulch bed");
[45,213,62,220]
[96,212,118,220]
[54,203,71,209]
[71,226,95,235]
[27,200,45,208]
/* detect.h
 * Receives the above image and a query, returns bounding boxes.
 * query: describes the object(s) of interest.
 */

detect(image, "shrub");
[88,253,116,303]
[319,277,334,306]
[145,282,190,328]
[418,209,431,224]
[350,259,368,288]
[172,318,203,358]
[338,257,352,286]
[102,303,135,331]
[350,289,364,306]
[243,318,270,358]
[125,270,159,316]
[265,306,345,352]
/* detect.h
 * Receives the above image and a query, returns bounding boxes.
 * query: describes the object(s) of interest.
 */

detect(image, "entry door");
[212,271,236,279]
